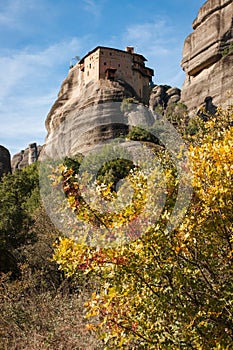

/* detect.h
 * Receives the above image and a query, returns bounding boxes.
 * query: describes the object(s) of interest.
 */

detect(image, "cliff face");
[43,64,155,158]
[11,143,42,172]
[149,85,181,110]
[181,0,233,112]
[0,146,11,179]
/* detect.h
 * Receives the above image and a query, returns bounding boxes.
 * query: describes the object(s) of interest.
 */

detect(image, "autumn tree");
[52,106,233,349]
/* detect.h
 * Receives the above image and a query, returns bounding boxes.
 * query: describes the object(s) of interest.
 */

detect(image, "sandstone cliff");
[149,85,181,111]
[11,143,42,172]
[43,63,155,158]
[0,146,11,178]
[181,0,233,113]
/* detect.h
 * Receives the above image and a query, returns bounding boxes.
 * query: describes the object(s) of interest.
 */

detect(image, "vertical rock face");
[11,143,42,172]
[181,0,233,113]
[28,143,38,164]
[0,145,11,179]
[149,85,181,111]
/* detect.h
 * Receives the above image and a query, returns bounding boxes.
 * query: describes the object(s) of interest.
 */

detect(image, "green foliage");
[0,162,62,286]
[0,163,41,275]
[155,102,189,137]
[97,158,135,190]
[186,116,203,136]
[127,125,160,144]
[63,154,83,174]
[154,104,164,115]
[221,42,233,57]
[120,97,137,113]
[62,154,135,191]
[165,102,188,131]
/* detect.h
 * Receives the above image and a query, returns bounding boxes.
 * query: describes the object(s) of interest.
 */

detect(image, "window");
[104,62,107,65]
[89,63,91,68]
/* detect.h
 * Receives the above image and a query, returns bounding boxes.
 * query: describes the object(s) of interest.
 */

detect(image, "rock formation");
[11,143,42,172]
[149,85,181,111]
[43,62,155,158]
[0,145,11,179]
[181,0,233,113]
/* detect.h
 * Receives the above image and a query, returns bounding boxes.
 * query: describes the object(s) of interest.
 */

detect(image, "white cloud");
[0,0,21,27]
[124,20,175,57]
[0,0,43,28]
[123,19,185,87]
[0,38,82,103]
[82,0,105,19]
[126,20,166,41]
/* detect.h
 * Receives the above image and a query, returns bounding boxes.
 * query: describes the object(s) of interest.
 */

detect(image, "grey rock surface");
[0,145,11,178]
[181,0,233,113]
[11,143,42,171]
[149,85,181,111]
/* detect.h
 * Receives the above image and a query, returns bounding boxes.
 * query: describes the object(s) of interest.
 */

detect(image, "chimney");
[125,46,134,54]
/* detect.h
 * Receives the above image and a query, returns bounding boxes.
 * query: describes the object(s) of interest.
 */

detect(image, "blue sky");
[0,0,205,156]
